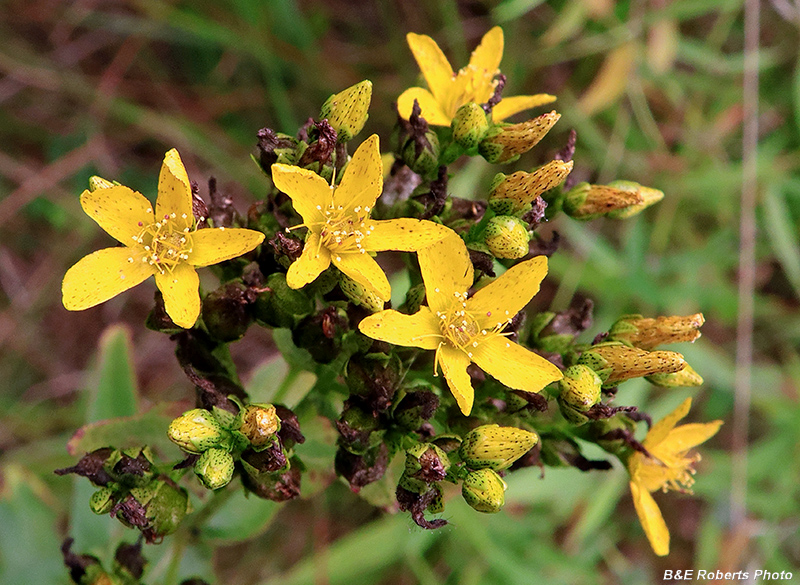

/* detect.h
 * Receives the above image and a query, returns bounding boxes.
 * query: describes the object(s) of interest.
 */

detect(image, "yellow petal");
[361,218,451,252]
[333,134,382,213]
[271,164,331,225]
[156,149,193,232]
[660,421,723,454]
[62,247,155,310]
[396,87,452,126]
[438,344,474,415]
[332,251,391,301]
[492,94,558,123]
[358,307,441,350]
[80,186,153,245]
[417,232,473,314]
[188,228,265,267]
[407,32,454,103]
[468,26,504,75]
[468,256,548,330]
[629,481,670,556]
[155,263,200,328]
[286,232,331,289]
[644,397,691,449]
[471,336,562,393]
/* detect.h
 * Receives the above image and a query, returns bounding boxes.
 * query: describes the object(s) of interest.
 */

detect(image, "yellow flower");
[397,27,556,126]
[359,233,563,415]
[627,397,723,556]
[271,134,450,301]
[62,149,265,328]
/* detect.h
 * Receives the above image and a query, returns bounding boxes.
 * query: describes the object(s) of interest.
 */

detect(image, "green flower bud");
[605,180,665,219]
[428,483,445,514]
[253,272,314,329]
[646,363,704,387]
[577,341,686,387]
[238,403,281,449]
[461,468,506,513]
[167,409,228,454]
[608,313,704,350]
[338,273,385,312]
[403,283,426,314]
[143,480,190,538]
[483,215,530,259]
[320,80,372,143]
[528,311,575,354]
[562,182,644,220]
[89,487,116,515]
[88,176,117,191]
[488,160,573,215]
[402,129,440,176]
[202,282,253,342]
[479,111,560,164]
[451,102,490,150]
[194,448,235,490]
[557,365,603,425]
[459,424,538,471]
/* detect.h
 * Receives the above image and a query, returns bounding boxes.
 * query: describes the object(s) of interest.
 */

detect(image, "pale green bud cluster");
[557,365,603,425]
[451,102,490,151]
[462,468,507,513]
[459,424,538,471]
[483,215,530,259]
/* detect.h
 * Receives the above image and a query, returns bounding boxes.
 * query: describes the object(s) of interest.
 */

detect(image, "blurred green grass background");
[1,0,799,583]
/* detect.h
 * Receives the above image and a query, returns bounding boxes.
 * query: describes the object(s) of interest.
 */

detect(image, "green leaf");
[86,325,138,424]
[763,182,800,299]
[200,489,280,543]
[0,467,66,585]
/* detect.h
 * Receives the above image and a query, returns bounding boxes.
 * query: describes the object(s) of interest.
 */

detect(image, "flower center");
[435,292,486,355]
[311,203,373,254]
[132,213,195,273]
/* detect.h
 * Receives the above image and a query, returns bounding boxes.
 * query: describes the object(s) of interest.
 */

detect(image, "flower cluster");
[58,26,721,568]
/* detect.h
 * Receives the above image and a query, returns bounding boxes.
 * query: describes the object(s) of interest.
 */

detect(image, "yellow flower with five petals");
[359,233,563,415]
[397,26,556,126]
[271,134,450,301]
[627,397,723,556]
[62,149,265,328]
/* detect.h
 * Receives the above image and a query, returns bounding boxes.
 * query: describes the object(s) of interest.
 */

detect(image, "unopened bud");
[562,182,644,220]
[646,363,704,387]
[459,424,538,471]
[479,111,561,164]
[194,448,235,490]
[238,403,281,449]
[578,341,686,387]
[605,180,664,219]
[140,480,190,538]
[461,468,506,513]
[88,176,116,191]
[484,215,530,259]
[320,80,372,143]
[451,102,490,150]
[558,365,603,425]
[339,273,385,312]
[167,409,228,454]
[253,272,314,329]
[608,313,704,350]
[488,160,573,215]
[403,283,426,314]
[401,130,440,176]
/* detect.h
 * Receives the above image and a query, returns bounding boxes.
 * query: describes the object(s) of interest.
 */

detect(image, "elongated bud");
[484,215,530,259]
[167,409,228,454]
[459,424,538,471]
[402,129,440,176]
[452,102,490,150]
[646,363,704,387]
[605,180,664,219]
[194,448,235,490]
[562,182,644,220]
[88,176,116,191]
[578,341,686,387]
[140,480,190,538]
[488,160,573,215]
[479,111,560,164]
[238,403,281,449]
[558,365,603,425]
[608,313,704,350]
[320,80,372,143]
[462,468,507,513]
[339,273,385,312]
[403,283,426,314]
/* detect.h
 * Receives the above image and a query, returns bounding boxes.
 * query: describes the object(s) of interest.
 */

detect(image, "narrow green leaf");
[763,183,800,299]
[86,325,138,423]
